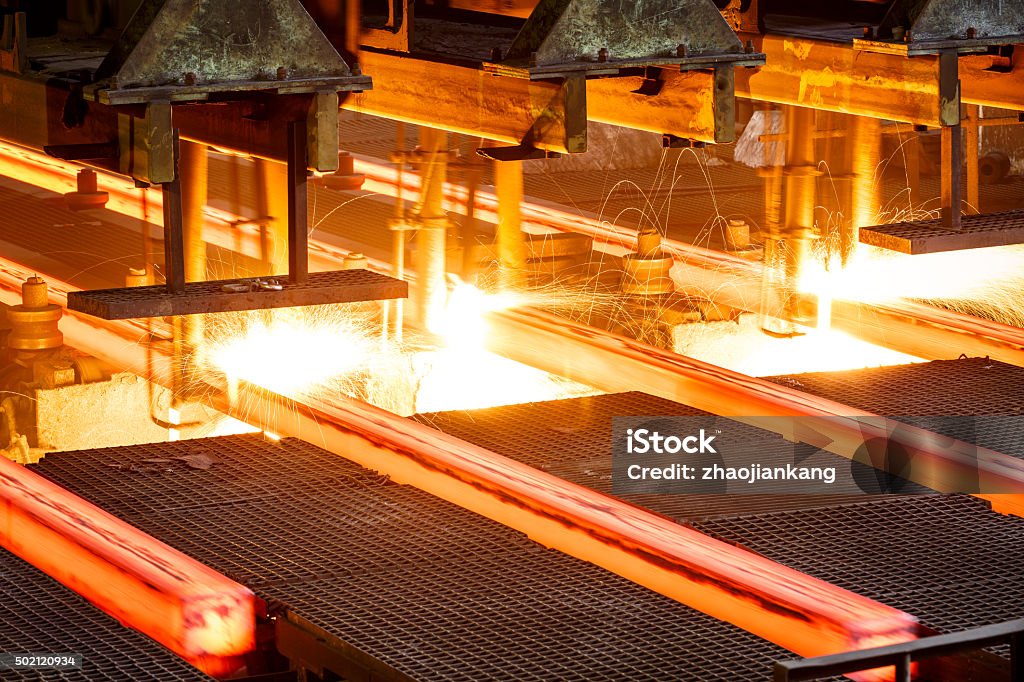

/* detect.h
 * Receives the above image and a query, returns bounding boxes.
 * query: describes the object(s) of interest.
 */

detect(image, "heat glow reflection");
[204,284,597,415]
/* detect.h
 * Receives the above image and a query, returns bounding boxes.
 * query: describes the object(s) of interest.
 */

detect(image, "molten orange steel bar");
[0,456,255,676]
[0,256,918,674]
[485,306,1024,517]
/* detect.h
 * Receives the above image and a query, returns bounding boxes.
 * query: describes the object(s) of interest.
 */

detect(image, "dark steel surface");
[33,434,803,681]
[413,392,924,521]
[0,546,212,681]
[767,357,1024,460]
[859,208,1024,253]
[696,495,1024,648]
[67,269,408,319]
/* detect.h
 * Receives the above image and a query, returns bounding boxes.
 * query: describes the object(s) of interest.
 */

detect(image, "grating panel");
[767,357,1024,460]
[695,495,1024,645]
[32,434,809,682]
[413,392,928,521]
[859,208,1024,253]
[67,269,407,318]
[0,547,213,681]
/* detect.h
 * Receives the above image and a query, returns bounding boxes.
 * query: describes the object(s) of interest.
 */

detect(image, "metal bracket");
[0,11,27,75]
[487,0,761,79]
[89,0,369,105]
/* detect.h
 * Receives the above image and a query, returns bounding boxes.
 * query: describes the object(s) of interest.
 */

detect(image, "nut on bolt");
[184,72,196,86]
[598,47,609,62]
[676,44,688,58]
[276,66,288,80]
[966,27,977,39]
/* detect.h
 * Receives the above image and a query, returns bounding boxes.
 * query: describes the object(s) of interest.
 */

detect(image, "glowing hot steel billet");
[0,457,256,676]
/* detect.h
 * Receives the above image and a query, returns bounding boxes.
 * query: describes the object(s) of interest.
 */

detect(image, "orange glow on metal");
[0,256,920,674]
[0,455,255,676]
[2,143,1023,520]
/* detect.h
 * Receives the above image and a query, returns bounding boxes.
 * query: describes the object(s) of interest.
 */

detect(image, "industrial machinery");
[3,1,1024,681]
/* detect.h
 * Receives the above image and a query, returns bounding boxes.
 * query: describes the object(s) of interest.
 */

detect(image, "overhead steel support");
[735,34,947,126]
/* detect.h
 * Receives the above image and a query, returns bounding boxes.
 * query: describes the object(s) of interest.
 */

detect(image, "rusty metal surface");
[66,269,407,319]
[878,0,1024,43]
[0,547,213,681]
[95,0,360,95]
[859,208,1024,254]
[32,434,807,681]
[413,392,931,521]
[505,0,745,68]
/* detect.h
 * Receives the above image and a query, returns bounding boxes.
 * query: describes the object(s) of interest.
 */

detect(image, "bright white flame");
[799,243,1024,305]
[204,286,596,416]
[207,312,375,397]
[674,315,923,377]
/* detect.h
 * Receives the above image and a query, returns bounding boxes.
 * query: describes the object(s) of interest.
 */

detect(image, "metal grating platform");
[859,208,1024,254]
[31,434,807,682]
[695,495,1024,646]
[66,269,408,319]
[0,546,213,681]
[414,392,930,522]
[414,390,1024,662]
[767,356,1024,460]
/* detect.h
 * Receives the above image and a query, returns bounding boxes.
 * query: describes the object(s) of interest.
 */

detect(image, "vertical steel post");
[939,49,963,230]
[162,132,185,295]
[846,114,881,263]
[415,126,449,332]
[941,123,963,229]
[288,120,309,285]
[966,104,980,214]
[494,159,528,290]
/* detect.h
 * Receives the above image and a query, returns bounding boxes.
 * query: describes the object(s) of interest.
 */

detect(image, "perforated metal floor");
[414,389,1024,658]
[695,495,1024,644]
[860,208,1024,253]
[414,391,927,521]
[67,269,407,319]
[32,434,805,682]
[0,547,213,681]
[767,356,1024,460]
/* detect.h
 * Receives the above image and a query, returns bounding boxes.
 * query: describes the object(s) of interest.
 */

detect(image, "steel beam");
[736,34,946,125]
[346,50,727,146]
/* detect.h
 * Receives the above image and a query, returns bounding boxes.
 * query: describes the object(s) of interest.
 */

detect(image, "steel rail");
[484,305,1024,517]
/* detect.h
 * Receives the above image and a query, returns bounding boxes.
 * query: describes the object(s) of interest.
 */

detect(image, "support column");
[966,105,980,214]
[162,132,185,295]
[287,120,309,285]
[414,127,450,332]
[941,123,963,229]
[907,126,922,207]
[761,105,816,336]
[178,138,208,348]
[179,140,208,283]
[846,115,881,263]
[494,159,528,291]
[255,158,289,276]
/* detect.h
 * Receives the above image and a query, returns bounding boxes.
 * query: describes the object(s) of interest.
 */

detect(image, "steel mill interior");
[3,1,1024,681]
